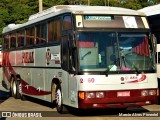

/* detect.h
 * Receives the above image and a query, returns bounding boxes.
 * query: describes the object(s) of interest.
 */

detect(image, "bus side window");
[3,35,9,50]
[48,19,61,42]
[17,31,25,47]
[26,27,35,46]
[63,15,72,30]
[36,23,47,44]
[10,33,16,49]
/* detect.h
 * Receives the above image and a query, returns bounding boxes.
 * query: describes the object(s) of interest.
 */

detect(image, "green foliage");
[0,0,159,44]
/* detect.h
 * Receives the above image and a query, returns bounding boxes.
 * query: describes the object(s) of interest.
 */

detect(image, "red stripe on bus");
[3,52,51,96]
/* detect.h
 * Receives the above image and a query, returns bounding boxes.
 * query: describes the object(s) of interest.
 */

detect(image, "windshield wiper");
[132,63,141,75]
[121,53,141,75]
[103,57,120,76]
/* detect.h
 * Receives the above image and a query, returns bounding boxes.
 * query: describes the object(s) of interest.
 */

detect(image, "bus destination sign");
[84,16,112,21]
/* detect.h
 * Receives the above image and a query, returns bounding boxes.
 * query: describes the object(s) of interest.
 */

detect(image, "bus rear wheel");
[11,78,21,99]
[16,80,21,99]
[11,80,17,98]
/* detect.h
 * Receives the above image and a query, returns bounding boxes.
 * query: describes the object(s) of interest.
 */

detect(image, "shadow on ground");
[66,106,149,117]
[0,90,10,104]
[22,96,150,117]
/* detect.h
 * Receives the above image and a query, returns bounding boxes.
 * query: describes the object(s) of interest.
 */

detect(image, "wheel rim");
[13,81,16,95]
[56,89,62,106]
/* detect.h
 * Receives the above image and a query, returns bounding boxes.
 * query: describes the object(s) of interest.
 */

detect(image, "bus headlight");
[149,90,156,96]
[96,92,104,98]
[141,90,148,96]
[86,92,95,98]
[85,92,105,98]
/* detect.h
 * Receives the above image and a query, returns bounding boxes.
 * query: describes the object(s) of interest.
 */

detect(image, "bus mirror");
[152,34,157,51]
[69,68,77,75]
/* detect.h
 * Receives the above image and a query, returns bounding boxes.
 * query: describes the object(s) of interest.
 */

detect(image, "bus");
[139,4,160,104]
[1,5,158,113]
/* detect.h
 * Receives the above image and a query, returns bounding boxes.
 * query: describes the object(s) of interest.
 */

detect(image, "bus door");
[61,33,77,106]
[61,36,70,103]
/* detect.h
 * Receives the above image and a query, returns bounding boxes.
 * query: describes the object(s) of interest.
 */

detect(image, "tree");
[0,0,160,44]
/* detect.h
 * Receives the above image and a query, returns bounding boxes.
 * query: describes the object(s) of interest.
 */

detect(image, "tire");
[51,82,57,108]
[16,80,21,99]
[55,85,63,113]
[11,79,17,98]
[20,94,26,101]
[10,77,21,99]
[51,82,67,113]
[56,85,68,113]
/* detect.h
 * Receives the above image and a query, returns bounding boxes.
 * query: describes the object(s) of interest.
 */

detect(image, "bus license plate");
[117,91,130,97]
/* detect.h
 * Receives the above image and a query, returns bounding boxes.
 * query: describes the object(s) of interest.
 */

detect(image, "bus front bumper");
[78,89,158,109]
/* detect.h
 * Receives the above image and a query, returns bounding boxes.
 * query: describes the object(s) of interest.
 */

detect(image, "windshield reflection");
[77,32,154,72]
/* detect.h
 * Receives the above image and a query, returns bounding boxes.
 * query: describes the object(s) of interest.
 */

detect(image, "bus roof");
[138,4,160,16]
[3,5,146,34]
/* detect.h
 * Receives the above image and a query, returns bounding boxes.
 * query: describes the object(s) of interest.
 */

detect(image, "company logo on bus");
[22,51,34,63]
[122,74,146,83]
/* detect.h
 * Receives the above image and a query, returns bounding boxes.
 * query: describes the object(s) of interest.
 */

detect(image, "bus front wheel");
[56,85,67,113]
[51,82,67,113]
[55,85,63,113]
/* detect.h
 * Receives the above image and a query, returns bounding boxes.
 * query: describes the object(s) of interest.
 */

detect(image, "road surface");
[0,85,159,120]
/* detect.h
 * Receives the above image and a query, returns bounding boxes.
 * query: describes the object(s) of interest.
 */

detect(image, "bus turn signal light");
[79,92,85,99]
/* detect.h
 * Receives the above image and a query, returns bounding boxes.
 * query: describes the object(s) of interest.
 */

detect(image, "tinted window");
[26,27,35,46]
[63,16,72,30]
[48,19,61,42]
[3,35,10,50]
[36,23,47,44]
[17,30,25,47]
[10,33,16,48]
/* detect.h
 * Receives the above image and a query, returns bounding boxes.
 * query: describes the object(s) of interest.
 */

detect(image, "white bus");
[139,4,160,104]
[2,5,158,113]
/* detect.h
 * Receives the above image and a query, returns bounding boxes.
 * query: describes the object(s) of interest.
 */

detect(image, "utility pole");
[39,0,43,12]
[88,0,90,6]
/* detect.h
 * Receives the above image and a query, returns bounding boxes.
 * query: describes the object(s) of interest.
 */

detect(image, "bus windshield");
[77,32,155,72]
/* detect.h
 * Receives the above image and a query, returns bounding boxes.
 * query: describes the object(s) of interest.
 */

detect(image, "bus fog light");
[96,92,104,98]
[141,90,148,96]
[149,90,156,95]
[86,92,95,98]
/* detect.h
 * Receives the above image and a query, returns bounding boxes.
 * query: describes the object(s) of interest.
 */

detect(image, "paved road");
[0,87,160,120]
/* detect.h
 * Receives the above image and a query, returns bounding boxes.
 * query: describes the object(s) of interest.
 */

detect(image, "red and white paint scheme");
[1,5,158,113]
